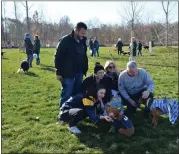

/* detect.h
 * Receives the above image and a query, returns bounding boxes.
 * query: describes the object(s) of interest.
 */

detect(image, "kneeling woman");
[59,85,112,134]
[108,108,134,137]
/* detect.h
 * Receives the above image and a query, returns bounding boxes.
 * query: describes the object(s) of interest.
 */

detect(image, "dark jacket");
[54,30,88,77]
[138,42,142,50]
[33,39,41,54]
[60,94,106,123]
[94,40,99,49]
[104,72,119,91]
[81,74,113,104]
[24,38,33,54]
[89,39,94,50]
[116,41,123,51]
[132,41,137,56]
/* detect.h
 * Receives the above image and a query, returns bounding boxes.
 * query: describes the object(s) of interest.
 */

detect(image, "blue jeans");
[59,72,83,108]
[36,53,40,65]
[27,54,33,67]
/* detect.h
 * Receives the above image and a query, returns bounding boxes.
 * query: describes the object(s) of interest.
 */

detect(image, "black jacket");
[54,30,88,77]
[81,74,113,104]
[138,42,142,50]
[24,38,33,54]
[104,72,119,91]
[33,39,41,54]
[116,41,123,51]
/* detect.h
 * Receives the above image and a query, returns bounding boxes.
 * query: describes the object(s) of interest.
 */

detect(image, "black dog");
[144,46,149,50]
[1,51,5,57]
[16,60,29,73]
[120,51,130,55]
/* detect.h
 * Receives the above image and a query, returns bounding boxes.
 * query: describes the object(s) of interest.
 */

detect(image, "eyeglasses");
[108,66,115,69]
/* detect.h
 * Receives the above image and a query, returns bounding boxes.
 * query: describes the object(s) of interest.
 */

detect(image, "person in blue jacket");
[58,84,112,134]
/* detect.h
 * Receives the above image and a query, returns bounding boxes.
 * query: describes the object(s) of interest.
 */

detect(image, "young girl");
[108,108,134,137]
[59,84,112,134]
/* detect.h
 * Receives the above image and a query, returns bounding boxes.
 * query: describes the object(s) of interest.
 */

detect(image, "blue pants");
[59,72,83,108]
[36,53,40,65]
[27,54,33,67]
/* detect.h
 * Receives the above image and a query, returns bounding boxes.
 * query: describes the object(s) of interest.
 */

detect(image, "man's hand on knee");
[128,98,136,107]
[142,91,150,99]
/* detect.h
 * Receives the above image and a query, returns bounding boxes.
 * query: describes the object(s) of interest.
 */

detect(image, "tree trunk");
[26,1,30,33]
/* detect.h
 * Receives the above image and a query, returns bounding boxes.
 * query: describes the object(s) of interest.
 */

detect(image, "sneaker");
[67,126,81,134]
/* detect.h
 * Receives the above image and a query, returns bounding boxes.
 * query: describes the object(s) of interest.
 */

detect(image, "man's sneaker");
[67,126,82,134]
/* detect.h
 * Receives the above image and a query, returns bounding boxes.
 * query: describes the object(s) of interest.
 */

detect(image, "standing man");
[89,37,95,57]
[94,37,99,57]
[54,22,88,122]
[33,35,41,65]
[116,38,123,55]
[24,33,33,67]
[138,41,142,56]
[131,37,137,61]
[118,61,154,118]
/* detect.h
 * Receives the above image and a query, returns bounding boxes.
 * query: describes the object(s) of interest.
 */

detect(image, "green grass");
[2,47,179,153]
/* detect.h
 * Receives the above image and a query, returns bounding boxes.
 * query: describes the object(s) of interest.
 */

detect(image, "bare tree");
[14,1,20,46]
[161,1,176,47]
[2,1,7,44]
[21,0,33,33]
[118,1,145,60]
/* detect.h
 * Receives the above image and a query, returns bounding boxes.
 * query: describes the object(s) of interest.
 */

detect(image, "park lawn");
[1,46,179,153]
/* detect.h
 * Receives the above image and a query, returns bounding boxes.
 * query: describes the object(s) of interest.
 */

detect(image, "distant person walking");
[94,37,99,57]
[138,41,142,56]
[130,37,137,61]
[116,38,123,55]
[24,33,33,67]
[33,35,41,65]
[89,37,95,57]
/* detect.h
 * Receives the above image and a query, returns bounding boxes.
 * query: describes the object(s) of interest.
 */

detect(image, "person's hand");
[142,91,150,99]
[104,116,112,122]
[56,75,63,82]
[101,116,112,122]
[128,99,136,107]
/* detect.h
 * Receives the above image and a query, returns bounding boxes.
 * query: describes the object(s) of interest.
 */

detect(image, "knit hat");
[94,62,104,74]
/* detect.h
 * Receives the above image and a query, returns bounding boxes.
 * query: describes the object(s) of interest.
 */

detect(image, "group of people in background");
[24,33,41,67]
[116,37,143,59]
[54,22,155,136]
[89,37,100,57]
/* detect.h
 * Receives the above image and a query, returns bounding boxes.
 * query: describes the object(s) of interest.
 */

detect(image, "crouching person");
[58,84,112,134]
[59,94,86,134]
[108,108,134,137]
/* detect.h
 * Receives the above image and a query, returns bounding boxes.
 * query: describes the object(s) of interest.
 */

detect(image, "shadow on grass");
[145,63,178,69]
[38,64,55,73]
[99,56,128,61]
[75,108,179,153]
[40,64,54,68]
[25,72,39,77]
[40,67,55,73]
[2,57,8,60]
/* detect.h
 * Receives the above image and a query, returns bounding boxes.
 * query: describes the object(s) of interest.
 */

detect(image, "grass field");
[2,47,179,153]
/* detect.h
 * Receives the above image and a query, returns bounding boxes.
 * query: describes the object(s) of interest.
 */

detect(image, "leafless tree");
[161,1,176,47]
[117,1,146,59]
[21,0,33,33]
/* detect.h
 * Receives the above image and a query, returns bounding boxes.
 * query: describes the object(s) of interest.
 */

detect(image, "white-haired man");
[116,38,123,55]
[118,61,155,118]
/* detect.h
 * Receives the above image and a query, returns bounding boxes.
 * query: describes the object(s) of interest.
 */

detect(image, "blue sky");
[2,1,178,25]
